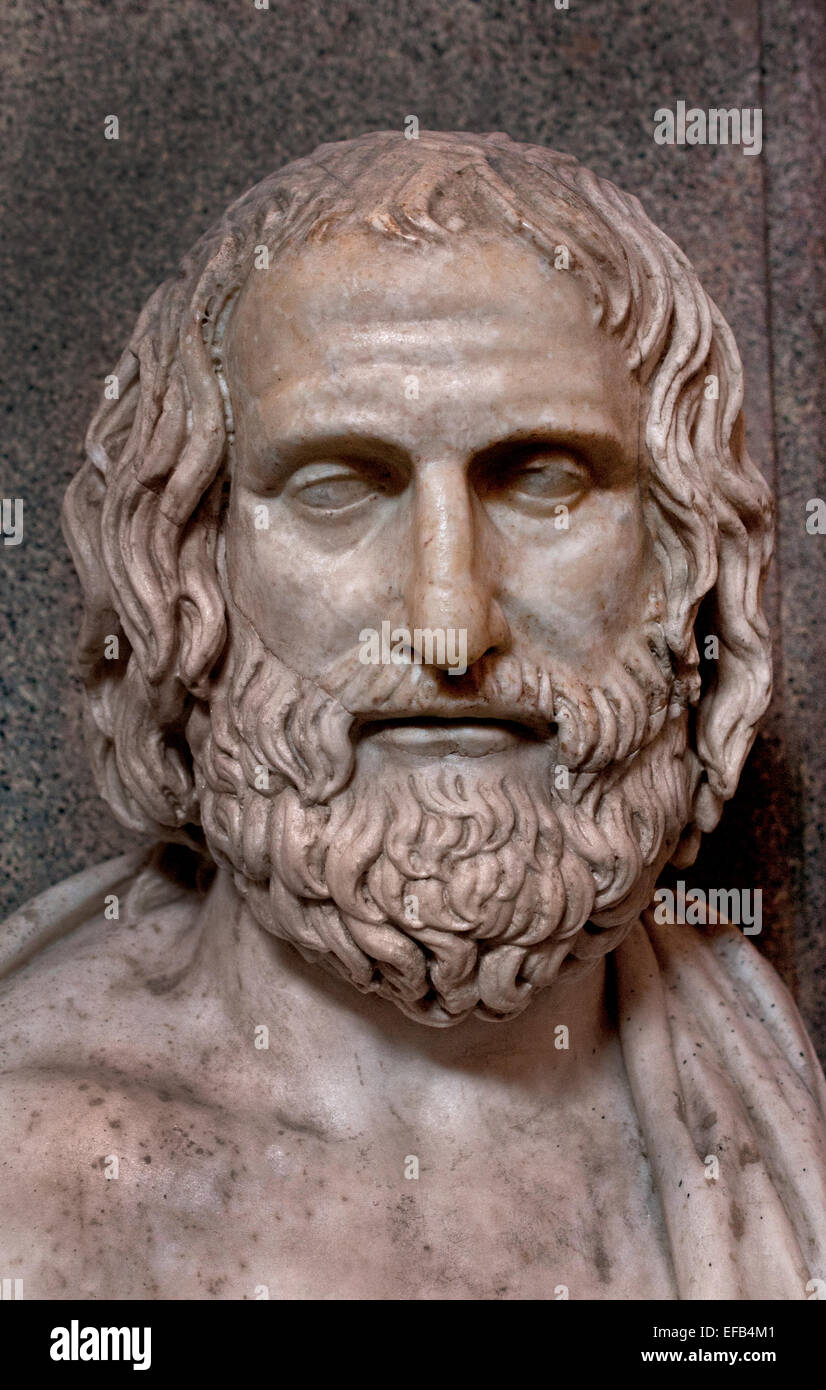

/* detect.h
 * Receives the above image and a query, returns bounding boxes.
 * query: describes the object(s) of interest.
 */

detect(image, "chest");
[128,1106,677,1300]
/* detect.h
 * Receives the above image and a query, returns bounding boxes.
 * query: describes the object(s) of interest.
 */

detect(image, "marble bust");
[2,130,825,1301]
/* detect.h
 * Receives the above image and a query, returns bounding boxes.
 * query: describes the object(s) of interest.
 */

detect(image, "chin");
[197,712,693,1027]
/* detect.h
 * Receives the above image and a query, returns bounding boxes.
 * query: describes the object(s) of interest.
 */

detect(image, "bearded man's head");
[62,131,774,1026]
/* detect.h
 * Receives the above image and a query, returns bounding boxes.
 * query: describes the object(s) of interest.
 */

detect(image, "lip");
[359,717,541,757]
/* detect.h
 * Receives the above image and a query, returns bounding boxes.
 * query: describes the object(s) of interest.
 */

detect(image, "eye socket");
[285,461,389,514]
[483,448,590,512]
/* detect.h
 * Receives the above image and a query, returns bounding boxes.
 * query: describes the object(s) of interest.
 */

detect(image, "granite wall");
[1,0,824,1056]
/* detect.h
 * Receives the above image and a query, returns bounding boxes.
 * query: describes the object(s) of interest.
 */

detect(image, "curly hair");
[61,130,774,854]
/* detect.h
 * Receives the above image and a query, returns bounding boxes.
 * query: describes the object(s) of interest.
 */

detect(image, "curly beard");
[188,597,699,1025]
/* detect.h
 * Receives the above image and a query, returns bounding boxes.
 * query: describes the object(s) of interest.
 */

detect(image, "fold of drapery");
[0,849,151,980]
[614,913,826,1299]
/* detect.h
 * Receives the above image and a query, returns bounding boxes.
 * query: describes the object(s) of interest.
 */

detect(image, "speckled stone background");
[1,0,824,1056]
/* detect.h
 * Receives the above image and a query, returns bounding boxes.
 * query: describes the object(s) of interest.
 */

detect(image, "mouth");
[358,716,549,757]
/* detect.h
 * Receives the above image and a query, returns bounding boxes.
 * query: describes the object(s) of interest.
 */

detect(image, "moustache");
[321,643,558,736]
[198,597,675,807]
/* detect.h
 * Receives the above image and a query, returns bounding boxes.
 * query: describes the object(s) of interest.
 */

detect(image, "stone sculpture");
[1,131,824,1300]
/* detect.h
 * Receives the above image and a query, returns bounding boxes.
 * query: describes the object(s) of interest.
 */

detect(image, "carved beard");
[188,598,698,1025]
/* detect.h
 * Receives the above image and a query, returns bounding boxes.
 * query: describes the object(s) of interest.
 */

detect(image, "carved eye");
[286,462,383,513]
[488,450,590,512]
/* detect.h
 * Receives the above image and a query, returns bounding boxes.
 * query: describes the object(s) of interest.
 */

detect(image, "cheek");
[224,488,404,674]
[501,494,656,658]
[225,493,335,668]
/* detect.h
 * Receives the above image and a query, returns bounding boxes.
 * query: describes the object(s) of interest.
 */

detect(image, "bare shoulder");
[0,1064,257,1298]
[0,855,248,1296]
[0,853,208,1076]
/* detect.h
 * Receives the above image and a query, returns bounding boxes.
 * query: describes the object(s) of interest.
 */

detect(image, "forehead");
[224,229,637,453]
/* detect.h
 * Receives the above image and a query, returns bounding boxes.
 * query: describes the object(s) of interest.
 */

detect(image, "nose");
[406,458,510,670]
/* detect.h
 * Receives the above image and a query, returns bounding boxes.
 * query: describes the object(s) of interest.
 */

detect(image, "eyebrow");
[238,421,637,489]
[237,428,636,505]
[470,426,635,474]
[239,432,414,488]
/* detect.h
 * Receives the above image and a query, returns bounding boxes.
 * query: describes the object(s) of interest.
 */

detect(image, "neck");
[197,868,617,1132]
